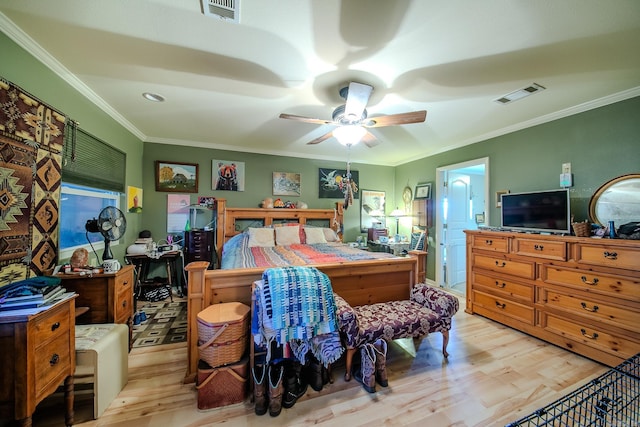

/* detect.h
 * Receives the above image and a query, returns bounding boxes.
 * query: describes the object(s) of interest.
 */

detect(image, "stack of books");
[0,277,74,316]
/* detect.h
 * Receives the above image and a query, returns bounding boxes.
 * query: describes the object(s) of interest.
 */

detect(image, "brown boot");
[373,339,388,387]
[252,364,268,416]
[354,343,376,393]
[268,364,284,417]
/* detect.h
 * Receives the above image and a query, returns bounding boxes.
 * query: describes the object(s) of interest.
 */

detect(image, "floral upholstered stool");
[335,283,459,382]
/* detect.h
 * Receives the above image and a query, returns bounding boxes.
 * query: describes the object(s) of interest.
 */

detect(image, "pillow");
[275,225,301,246]
[304,227,327,244]
[322,227,341,242]
[274,222,305,243]
[247,228,275,247]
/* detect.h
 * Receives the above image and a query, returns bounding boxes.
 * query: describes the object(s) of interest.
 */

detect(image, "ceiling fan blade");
[363,110,427,128]
[307,131,334,145]
[362,131,381,148]
[279,113,333,125]
[344,82,373,122]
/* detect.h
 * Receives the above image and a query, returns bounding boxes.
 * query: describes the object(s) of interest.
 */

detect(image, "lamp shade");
[390,208,405,217]
[333,125,366,146]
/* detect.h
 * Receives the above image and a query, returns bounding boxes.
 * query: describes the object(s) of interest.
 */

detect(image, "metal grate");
[506,353,639,427]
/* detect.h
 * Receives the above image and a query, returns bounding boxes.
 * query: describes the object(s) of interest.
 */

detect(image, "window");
[58,183,121,260]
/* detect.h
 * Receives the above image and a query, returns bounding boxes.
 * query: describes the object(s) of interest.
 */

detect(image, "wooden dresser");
[0,295,77,426]
[56,265,134,343]
[465,230,640,367]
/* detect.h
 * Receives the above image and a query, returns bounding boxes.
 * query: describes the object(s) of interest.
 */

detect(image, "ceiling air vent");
[495,83,545,105]
[202,0,239,23]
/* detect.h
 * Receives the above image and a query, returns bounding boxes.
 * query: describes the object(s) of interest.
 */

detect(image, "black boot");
[282,362,307,408]
[306,355,328,392]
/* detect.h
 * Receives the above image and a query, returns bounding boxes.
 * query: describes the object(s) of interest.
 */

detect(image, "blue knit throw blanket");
[262,266,338,342]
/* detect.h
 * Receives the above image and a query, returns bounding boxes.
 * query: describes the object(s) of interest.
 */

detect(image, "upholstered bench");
[334,283,459,380]
[75,324,129,418]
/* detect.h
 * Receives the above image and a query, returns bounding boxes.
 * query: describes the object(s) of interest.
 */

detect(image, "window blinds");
[62,121,126,193]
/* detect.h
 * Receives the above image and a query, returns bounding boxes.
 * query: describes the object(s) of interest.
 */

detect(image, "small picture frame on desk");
[378,235,390,244]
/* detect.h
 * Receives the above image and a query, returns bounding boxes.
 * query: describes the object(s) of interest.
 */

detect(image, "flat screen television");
[501,189,571,234]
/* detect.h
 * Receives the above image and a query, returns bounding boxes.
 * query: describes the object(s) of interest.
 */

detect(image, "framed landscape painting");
[155,161,198,193]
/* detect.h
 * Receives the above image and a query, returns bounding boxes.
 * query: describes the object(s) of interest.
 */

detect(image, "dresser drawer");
[471,271,534,302]
[34,332,71,399]
[472,254,535,280]
[512,238,567,261]
[541,289,638,332]
[115,287,133,323]
[575,243,640,271]
[541,312,639,361]
[542,265,640,301]
[470,234,509,253]
[115,271,133,292]
[33,307,70,345]
[472,290,534,325]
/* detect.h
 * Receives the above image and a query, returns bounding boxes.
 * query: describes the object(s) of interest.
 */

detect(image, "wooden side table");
[0,295,77,426]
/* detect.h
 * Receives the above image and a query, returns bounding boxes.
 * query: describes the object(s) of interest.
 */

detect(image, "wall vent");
[495,83,545,105]
[202,0,239,23]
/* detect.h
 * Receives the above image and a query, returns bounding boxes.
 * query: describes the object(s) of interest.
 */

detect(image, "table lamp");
[390,208,405,240]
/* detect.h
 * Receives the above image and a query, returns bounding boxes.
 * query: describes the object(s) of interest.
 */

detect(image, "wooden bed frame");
[184,199,427,382]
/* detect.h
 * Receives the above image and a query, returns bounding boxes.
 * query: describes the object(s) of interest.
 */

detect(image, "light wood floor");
[31,299,609,427]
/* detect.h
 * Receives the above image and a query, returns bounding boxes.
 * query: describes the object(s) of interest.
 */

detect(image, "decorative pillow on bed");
[304,227,327,244]
[323,227,341,242]
[248,227,275,247]
[275,225,301,246]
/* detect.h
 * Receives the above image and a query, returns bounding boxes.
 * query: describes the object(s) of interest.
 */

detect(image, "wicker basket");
[197,302,250,368]
[572,221,591,237]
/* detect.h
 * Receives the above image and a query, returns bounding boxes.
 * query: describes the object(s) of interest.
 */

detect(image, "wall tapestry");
[0,77,67,283]
[318,168,359,199]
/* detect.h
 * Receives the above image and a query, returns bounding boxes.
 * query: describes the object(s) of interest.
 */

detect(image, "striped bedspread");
[221,233,396,269]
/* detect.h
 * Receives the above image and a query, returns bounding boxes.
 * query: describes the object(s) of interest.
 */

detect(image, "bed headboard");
[213,199,344,263]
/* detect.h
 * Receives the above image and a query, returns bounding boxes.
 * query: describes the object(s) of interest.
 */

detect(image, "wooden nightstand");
[0,295,77,426]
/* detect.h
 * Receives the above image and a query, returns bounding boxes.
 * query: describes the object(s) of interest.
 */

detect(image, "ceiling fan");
[279,82,427,147]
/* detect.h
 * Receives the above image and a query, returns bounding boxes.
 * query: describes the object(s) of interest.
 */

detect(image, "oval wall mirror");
[588,173,640,226]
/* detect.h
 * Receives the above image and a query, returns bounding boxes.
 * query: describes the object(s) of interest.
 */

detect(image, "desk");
[125,251,184,301]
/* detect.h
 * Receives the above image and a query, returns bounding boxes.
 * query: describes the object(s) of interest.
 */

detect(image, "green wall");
[141,143,395,243]
[394,96,640,279]
[0,31,145,265]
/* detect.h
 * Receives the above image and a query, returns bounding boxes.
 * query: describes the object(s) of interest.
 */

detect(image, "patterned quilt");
[221,232,396,269]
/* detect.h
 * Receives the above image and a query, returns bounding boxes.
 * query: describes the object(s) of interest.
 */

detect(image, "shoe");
[353,343,376,393]
[306,357,327,392]
[373,339,388,387]
[268,364,284,417]
[282,363,307,408]
[252,365,268,416]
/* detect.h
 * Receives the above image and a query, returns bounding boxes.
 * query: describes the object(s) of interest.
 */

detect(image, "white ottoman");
[75,324,129,418]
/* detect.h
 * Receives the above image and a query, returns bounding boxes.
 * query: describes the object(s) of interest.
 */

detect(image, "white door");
[436,158,489,295]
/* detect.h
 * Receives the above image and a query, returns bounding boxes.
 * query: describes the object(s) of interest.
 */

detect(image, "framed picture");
[360,189,386,232]
[475,213,485,224]
[319,168,359,199]
[496,190,510,208]
[155,161,198,193]
[415,182,432,199]
[273,172,301,196]
[127,186,143,213]
[212,160,245,191]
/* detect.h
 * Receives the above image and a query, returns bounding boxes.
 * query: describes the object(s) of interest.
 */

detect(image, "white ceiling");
[1,1,639,166]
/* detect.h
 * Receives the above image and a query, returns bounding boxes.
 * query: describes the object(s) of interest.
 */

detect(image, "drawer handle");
[122,300,127,308]
[495,261,507,268]
[580,276,599,286]
[51,322,60,332]
[603,251,618,260]
[495,281,506,288]
[580,329,599,340]
[495,301,506,309]
[50,353,60,366]
[580,302,599,312]
[485,239,493,245]
[534,244,544,251]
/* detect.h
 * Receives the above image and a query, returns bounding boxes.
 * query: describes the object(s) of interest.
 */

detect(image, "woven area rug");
[132,301,187,348]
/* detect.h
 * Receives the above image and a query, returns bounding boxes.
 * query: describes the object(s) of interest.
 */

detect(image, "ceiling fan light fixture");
[333,125,366,146]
